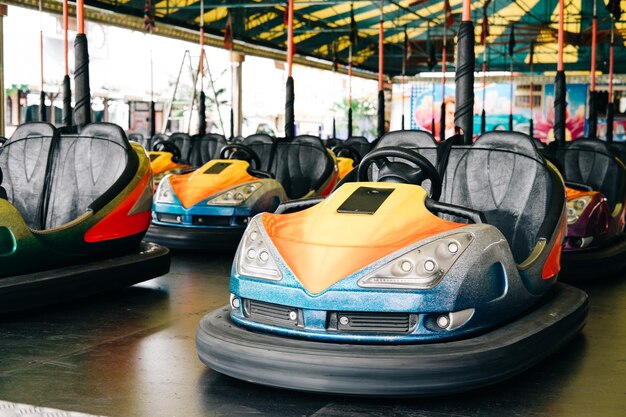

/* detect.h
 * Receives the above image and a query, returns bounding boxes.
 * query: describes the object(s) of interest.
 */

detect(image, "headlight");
[155,176,175,204]
[208,182,262,206]
[236,220,282,281]
[567,196,592,225]
[358,232,473,289]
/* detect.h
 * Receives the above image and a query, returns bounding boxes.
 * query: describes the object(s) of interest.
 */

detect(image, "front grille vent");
[328,311,417,334]
[243,299,302,328]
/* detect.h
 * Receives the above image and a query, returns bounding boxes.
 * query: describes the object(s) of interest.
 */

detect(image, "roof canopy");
[84,0,625,76]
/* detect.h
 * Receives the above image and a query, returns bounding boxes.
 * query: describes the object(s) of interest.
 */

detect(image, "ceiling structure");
[11,1,626,77]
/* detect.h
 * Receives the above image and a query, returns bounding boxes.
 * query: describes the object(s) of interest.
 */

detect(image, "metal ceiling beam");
[2,0,379,81]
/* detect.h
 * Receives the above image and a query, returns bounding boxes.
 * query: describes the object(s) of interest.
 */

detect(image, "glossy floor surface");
[0,252,624,417]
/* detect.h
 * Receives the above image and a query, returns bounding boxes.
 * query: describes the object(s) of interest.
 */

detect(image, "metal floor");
[0,252,624,417]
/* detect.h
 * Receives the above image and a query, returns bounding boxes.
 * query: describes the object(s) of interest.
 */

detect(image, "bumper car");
[146,134,338,250]
[196,130,587,395]
[149,132,194,182]
[149,133,228,186]
[0,122,170,314]
[554,140,626,280]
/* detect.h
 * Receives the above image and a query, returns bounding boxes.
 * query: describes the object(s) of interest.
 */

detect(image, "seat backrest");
[243,134,276,172]
[168,132,192,164]
[150,133,169,152]
[556,139,626,210]
[441,131,560,263]
[369,130,439,190]
[271,135,334,199]
[374,130,438,167]
[323,138,342,149]
[44,123,134,229]
[345,136,372,159]
[0,123,56,229]
[128,132,144,144]
[188,134,227,167]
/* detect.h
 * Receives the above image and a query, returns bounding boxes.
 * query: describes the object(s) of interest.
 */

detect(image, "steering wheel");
[219,144,262,170]
[152,140,182,161]
[332,144,363,165]
[357,146,442,200]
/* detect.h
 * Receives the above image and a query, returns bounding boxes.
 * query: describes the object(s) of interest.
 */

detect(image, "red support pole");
[557,0,564,71]
[378,15,383,91]
[590,16,597,91]
[77,0,85,34]
[287,0,294,77]
[63,0,68,76]
[609,41,615,103]
[349,49,352,103]
[462,0,471,21]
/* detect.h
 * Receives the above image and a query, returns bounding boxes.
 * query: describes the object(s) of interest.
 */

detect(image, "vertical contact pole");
[74,0,92,127]
[607,22,615,142]
[454,0,475,144]
[529,42,535,138]
[588,1,598,139]
[440,1,448,141]
[377,1,385,138]
[553,0,566,145]
[38,0,46,122]
[62,0,72,127]
[284,0,295,139]
[198,0,206,137]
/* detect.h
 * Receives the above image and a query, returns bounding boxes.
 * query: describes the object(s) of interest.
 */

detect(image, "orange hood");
[261,182,466,294]
[170,160,259,208]
[149,152,191,175]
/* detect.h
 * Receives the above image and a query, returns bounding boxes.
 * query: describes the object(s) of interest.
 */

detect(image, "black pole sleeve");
[607,102,614,143]
[149,100,156,138]
[348,107,353,137]
[198,91,206,137]
[509,113,514,130]
[554,70,567,146]
[440,101,446,141]
[74,33,91,127]
[39,91,47,122]
[481,109,486,134]
[401,114,405,130]
[529,118,534,139]
[285,76,295,139]
[587,91,597,139]
[62,75,72,127]
[454,21,475,145]
[332,117,336,139]
[431,117,435,135]
[377,90,385,138]
[230,108,235,140]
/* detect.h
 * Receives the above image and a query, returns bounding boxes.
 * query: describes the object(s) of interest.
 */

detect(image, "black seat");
[168,132,192,164]
[323,138,342,149]
[242,134,275,172]
[188,134,227,167]
[556,139,626,211]
[345,136,372,159]
[0,123,56,229]
[271,135,334,199]
[375,130,438,167]
[44,123,136,229]
[0,123,138,231]
[151,133,169,151]
[441,131,564,263]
